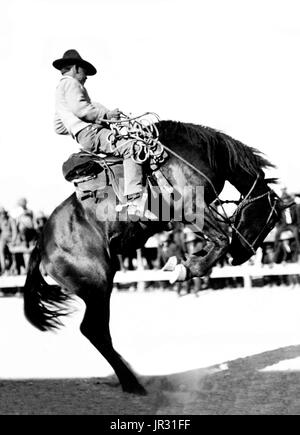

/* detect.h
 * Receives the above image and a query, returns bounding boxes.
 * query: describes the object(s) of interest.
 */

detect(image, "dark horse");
[23,120,282,395]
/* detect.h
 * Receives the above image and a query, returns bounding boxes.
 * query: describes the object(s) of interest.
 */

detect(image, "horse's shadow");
[141,344,300,415]
[2,345,300,414]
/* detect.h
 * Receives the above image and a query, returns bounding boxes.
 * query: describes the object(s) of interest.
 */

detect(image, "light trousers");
[76,125,143,196]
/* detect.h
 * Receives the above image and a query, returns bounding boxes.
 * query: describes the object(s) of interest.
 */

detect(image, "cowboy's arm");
[92,103,121,121]
[54,113,69,134]
[64,79,109,124]
[92,102,113,121]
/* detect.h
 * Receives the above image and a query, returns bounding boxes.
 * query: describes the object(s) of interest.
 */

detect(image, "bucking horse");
[23,117,283,394]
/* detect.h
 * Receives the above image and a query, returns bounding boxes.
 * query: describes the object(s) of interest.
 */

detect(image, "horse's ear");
[265,177,278,185]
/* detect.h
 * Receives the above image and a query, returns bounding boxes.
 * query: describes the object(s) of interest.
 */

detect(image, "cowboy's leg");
[121,159,143,197]
[77,126,143,197]
[95,128,143,197]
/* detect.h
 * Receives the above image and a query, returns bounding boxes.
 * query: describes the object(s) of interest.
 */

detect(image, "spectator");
[183,226,197,255]
[159,229,186,265]
[35,211,48,237]
[12,198,36,247]
[291,195,300,243]
[142,234,160,270]
[274,188,299,263]
[0,207,17,275]
[261,228,276,266]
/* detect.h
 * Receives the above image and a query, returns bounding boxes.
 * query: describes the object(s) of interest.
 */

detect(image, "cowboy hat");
[52,49,97,75]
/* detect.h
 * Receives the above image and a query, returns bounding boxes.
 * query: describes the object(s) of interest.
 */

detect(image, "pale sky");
[0,0,300,214]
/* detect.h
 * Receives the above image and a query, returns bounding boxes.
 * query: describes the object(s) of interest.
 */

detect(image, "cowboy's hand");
[107,108,121,120]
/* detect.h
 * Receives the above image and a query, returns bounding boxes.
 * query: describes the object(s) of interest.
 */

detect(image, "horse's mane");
[157,120,275,176]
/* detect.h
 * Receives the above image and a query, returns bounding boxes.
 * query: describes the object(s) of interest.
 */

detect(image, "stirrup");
[127,192,148,215]
[127,205,158,221]
[115,192,158,220]
[115,192,147,213]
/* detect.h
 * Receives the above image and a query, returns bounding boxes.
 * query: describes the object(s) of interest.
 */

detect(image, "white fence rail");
[0,264,299,290]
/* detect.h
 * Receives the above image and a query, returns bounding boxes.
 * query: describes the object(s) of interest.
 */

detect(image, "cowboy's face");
[75,66,87,85]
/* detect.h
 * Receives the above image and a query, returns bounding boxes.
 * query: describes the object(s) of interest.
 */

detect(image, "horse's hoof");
[169,264,187,284]
[162,256,178,271]
[144,209,159,221]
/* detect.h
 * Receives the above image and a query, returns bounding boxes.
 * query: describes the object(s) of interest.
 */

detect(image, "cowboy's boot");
[123,158,143,198]
[121,159,158,220]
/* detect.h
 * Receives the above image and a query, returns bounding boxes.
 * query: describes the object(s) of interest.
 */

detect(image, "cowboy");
[53,49,156,219]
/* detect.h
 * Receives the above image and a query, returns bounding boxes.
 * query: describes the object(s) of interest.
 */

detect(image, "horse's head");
[229,182,283,265]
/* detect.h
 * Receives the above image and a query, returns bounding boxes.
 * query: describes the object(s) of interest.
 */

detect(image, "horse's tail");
[23,243,70,331]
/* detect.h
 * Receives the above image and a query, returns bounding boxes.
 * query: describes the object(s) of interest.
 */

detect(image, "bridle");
[220,175,281,255]
[84,112,281,255]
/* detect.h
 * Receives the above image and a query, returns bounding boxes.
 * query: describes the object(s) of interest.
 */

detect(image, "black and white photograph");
[0,0,300,418]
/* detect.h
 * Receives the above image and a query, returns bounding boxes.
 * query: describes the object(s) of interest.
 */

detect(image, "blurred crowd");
[0,198,47,276]
[116,187,300,292]
[1,188,300,291]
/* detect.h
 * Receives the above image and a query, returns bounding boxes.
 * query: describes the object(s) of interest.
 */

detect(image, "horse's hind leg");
[79,283,147,395]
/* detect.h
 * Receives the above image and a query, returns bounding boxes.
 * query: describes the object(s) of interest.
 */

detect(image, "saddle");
[62,151,124,202]
[62,149,173,205]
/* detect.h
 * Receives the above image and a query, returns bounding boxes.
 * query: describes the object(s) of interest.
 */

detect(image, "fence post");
[243,270,252,288]
[136,249,145,292]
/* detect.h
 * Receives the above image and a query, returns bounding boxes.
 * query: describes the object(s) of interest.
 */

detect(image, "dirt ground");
[1,287,300,414]
[1,344,300,415]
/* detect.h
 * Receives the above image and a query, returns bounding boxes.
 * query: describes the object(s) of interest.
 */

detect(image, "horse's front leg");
[184,207,229,278]
[165,207,229,281]
[184,237,228,279]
